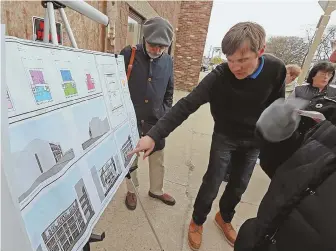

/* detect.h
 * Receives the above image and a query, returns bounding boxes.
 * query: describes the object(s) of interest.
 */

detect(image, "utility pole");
[297,0,336,85]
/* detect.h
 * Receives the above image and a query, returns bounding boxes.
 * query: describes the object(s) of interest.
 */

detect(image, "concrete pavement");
[91,89,270,251]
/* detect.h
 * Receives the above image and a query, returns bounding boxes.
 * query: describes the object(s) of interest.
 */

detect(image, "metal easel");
[41,1,77,47]
[41,1,164,250]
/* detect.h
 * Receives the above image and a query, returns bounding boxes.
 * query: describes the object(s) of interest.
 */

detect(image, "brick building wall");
[174,1,213,91]
[1,1,105,51]
[0,1,181,53]
[114,1,130,53]
[1,1,212,91]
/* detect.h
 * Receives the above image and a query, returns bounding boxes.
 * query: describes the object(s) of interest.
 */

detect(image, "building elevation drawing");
[13,138,75,203]
[82,117,110,150]
[36,179,94,251]
[120,135,133,168]
[91,154,123,202]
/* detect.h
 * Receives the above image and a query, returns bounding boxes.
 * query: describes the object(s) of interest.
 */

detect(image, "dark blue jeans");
[192,132,259,225]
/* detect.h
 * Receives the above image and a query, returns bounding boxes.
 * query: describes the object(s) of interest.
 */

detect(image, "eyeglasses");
[316,71,333,78]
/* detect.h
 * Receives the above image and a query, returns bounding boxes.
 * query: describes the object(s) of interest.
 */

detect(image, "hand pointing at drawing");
[128,136,156,159]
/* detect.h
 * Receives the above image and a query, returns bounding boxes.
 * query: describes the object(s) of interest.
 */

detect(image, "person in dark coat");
[234,86,336,251]
[120,17,176,210]
[291,61,335,100]
[288,61,335,142]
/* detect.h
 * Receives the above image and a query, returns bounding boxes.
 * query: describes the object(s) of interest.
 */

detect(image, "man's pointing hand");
[128,136,156,159]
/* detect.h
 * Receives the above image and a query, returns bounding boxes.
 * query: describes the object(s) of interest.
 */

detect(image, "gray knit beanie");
[143,17,174,47]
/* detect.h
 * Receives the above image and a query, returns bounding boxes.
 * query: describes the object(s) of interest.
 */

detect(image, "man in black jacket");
[128,22,286,249]
[120,17,176,211]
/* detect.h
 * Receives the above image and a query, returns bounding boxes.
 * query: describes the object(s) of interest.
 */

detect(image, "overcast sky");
[204,0,336,56]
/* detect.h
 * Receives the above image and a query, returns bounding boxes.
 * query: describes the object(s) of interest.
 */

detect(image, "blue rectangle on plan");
[60,70,73,82]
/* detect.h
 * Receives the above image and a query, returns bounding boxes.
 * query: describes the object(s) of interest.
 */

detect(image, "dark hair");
[306,61,335,85]
[221,22,266,56]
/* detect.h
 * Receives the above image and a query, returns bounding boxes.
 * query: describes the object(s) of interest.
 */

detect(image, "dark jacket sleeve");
[256,128,302,178]
[119,46,131,71]
[266,64,286,106]
[163,59,174,111]
[147,70,217,144]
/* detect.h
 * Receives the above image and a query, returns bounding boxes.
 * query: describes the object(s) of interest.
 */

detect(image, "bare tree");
[266,36,308,65]
[314,25,336,61]
[266,25,336,67]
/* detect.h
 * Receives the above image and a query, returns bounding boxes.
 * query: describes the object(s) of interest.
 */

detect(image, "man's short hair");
[286,64,301,78]
[221,22,266,56]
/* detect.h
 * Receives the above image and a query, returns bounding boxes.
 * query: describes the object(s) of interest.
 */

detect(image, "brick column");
[174,1,213,91]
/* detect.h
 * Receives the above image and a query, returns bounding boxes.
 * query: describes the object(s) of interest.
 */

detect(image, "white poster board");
[2,36,139,251]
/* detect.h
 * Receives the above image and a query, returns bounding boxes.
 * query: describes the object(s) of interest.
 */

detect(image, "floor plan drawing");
[29,69,53,104]
[60,69,78,98]
[102,72,128,128]
[116,57,128,89]
[104,73,123,110]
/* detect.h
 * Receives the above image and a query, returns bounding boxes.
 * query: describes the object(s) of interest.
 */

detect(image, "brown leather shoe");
[214,212,237,246]
[125,192,137,210]
[188,219,203,251]
[148,191,176,206]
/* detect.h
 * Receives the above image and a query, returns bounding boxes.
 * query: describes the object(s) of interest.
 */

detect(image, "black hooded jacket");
[235,120,336,251]
[235,80,336,251]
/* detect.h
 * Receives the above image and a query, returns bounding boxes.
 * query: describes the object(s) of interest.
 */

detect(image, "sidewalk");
[91,90,270,251]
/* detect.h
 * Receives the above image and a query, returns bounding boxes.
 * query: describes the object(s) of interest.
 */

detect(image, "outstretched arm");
[129,70,218,158]
[147,71,216,143]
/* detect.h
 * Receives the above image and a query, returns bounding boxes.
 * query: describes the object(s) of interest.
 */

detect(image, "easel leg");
[128,174,165,251]
[46,1,58,45]
[58,8,78,48]
[43,7,50,43]
[83,232,105,251]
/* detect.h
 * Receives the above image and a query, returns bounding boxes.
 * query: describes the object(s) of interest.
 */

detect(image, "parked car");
[201,64,209,72]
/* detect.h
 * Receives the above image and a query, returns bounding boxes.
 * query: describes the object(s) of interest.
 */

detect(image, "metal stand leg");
[128,173,165,251]
[58,8,78,48]
[46,2,58,45]
[43,7,50,43]
[42,1,78,48]
[83,232,105,251]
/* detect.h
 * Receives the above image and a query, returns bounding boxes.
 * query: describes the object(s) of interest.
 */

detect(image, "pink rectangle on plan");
[86,74,95,90]
[7,91,13,109]
[8,99,13,109]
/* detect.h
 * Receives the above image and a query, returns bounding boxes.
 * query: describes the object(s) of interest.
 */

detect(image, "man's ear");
[258,45,266,57]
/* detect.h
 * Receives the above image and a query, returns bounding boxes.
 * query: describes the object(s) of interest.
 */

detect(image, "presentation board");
[3,36,139,251]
